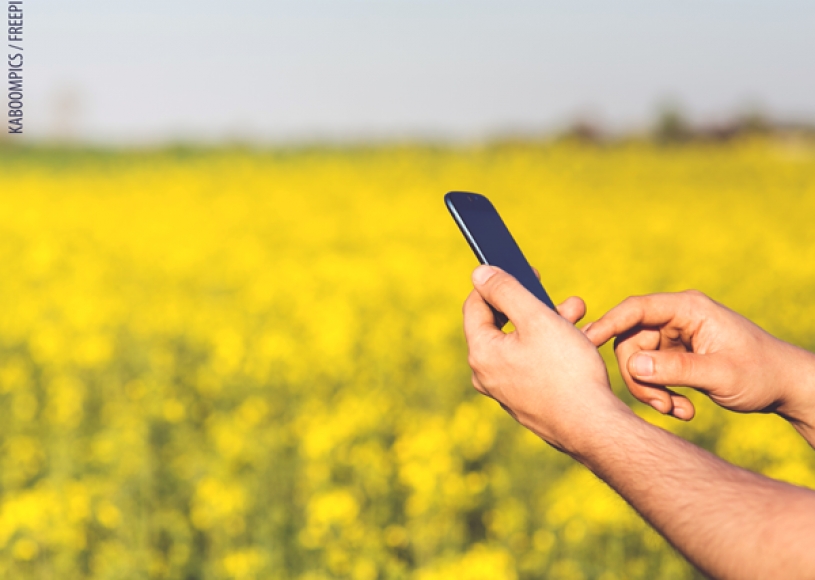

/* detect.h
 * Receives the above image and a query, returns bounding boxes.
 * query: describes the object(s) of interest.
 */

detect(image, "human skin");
[462,265,815,580]
[582,290,815,448]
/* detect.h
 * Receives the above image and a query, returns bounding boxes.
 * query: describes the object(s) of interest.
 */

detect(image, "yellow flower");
[0,139,812,579]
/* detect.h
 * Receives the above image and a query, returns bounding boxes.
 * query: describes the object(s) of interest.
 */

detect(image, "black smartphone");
[445,191,556,327]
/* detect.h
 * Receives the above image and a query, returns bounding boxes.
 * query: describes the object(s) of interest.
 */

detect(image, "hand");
[583,291,815,431]
[463,265,630,453]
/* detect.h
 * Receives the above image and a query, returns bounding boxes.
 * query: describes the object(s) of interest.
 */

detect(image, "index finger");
[463,288,504,347]
[584,293,685,347]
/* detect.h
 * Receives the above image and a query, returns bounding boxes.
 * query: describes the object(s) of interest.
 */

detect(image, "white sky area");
[25,0,815,144]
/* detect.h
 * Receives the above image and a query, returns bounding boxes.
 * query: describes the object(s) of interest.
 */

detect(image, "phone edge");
[445,191,509,327]
[444,192,488,265]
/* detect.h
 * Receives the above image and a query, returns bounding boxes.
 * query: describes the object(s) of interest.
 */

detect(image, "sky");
[25,0,815,144]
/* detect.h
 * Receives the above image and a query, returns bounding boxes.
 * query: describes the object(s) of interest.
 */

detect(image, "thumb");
[472,265,547,327]
[628,350,724,392]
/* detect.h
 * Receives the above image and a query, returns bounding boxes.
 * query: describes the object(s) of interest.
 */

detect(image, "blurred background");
[2,1,815,579]
[22,0,815,144]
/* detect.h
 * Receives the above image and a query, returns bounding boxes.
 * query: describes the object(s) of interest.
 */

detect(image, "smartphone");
[444,191,556,327]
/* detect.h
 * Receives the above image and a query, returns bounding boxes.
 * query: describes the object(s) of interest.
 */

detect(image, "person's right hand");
[583,291,815,435]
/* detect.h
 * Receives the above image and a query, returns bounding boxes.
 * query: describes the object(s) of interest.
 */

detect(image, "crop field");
[0,139,814,579]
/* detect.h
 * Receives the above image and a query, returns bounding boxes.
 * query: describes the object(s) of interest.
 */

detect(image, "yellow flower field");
[0,139,814,579]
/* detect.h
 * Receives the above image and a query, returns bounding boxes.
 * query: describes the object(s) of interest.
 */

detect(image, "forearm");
[565,405,815,580]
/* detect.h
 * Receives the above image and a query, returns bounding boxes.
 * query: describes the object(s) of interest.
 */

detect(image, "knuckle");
[467,342,492,374]
[682,289,710,305]
[467,349,481,372]
[470,374,492,399]
[468,335,504,375]
[489,274,513,298]
[621,295,644,308]
[470,373,482,391]
[672,354,695,380]
[617,295,646,320]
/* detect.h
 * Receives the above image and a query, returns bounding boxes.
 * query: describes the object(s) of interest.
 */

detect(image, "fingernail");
[673,406,692,420]
[631,354,654,377]
[472,265,496,286]
[649,398,669,414]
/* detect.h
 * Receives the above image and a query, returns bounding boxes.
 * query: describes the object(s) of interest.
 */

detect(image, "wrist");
[527,389,638,460]
[570,403,639,465]
[773,342,815,445]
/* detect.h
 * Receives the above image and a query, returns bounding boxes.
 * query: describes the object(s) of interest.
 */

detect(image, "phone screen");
[445,191,556,314]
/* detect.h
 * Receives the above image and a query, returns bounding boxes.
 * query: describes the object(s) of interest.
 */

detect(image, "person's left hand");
[463,265,630,454]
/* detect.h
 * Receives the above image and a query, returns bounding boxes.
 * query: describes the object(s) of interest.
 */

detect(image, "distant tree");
[653,102,691,144]
[737,110,771,136]
[557,116,605,145]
